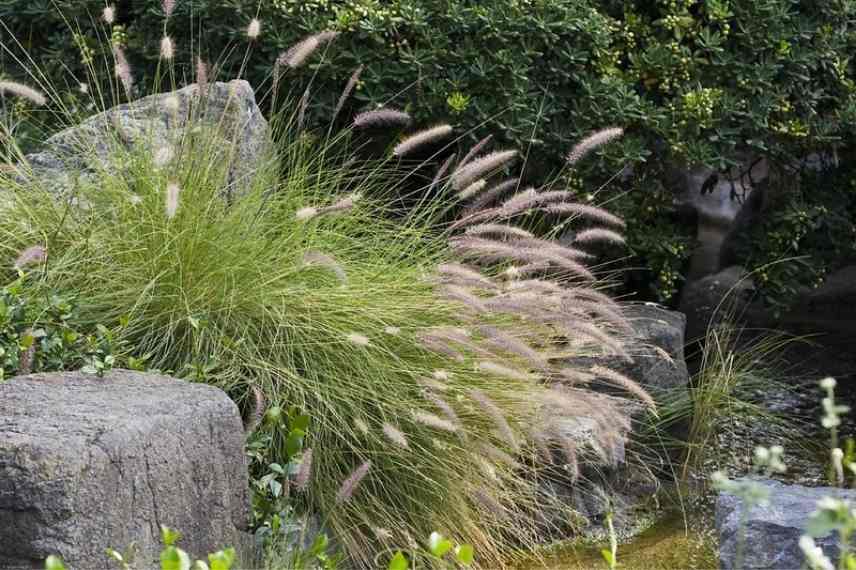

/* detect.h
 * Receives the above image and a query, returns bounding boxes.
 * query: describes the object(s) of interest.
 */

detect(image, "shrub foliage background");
[3,0,854,304]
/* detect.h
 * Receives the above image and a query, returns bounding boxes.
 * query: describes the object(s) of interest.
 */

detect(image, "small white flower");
[247,18,262,40]
[296,207,318,221]
[820,377,837,390]
[384,326,401,335]
[129,194,142,205]
[102,4,115,24]
[78,83,89,94]
[432,369,450,381]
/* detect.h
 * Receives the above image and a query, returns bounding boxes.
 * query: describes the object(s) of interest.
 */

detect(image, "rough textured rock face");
[717,478,854,570]
[0,370,252,569]
[679,265,760,344]
[22,80,270,201]
[578,303,690,397]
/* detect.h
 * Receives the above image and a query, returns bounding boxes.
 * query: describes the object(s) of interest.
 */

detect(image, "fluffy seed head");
[574,228,626,246]
[112,46,133,94]
[162,95,180,113]
[336,460,372,504]
[333,65,364,122]
[14,245,47,269]
[458,179,487,201]
[353,108,411,129]
[459,135,493,168]
[301,250,347,284]
[346,333,371,347]
[413,410,458,432]
[393,124,454,157]
[0,81,47,106]
[590,365,656,411]
[451,150,518,191]
[153,146,174,167]
[102,4,115,23]
[247,18,261,40]
[544,202,625,228]
[195,58,208,93]
[279,31,339,69]
[160,36,174,60]
[567,127,624,165]
[296,207,318,221]
[165,182,181,219]
[470,389,518,452]
[162,0,176,17]
[382,423,409,448]
[295,448,313,491]
[243,385,266,434]
[477,360,534,382]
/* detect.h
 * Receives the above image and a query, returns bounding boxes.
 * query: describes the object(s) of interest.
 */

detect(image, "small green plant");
[46,526,235,570]
[0,274,126,380]
[385,531,474,569]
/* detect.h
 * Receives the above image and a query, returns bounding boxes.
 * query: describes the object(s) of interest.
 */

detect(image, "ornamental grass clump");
[0,18,645,569]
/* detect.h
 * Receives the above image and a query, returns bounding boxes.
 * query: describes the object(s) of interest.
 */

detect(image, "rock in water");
[717,478,856,569]
[21,80,270,201]
[0,370,252,569]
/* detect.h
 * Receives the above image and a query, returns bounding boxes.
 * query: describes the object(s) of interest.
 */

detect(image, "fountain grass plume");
[575,227,626,246]
[13,245,46,269]
[451,150,518,191]
[567,127,624,165]
[280,31,339,70]
[112,45,133,95]
[459,135,493,167]
[393,124,454,157]
[0,81,47,106]
[336,460,372,505]
[353,107,411,129]
[333,65,364,123]
[545,202,626,228]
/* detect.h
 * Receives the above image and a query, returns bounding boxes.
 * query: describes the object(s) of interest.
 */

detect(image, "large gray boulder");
[717,478,855,569]
[21,80,270,201]
[0,370,252,569]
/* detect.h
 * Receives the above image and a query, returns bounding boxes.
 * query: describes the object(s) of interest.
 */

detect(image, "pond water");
[523,512,717,570]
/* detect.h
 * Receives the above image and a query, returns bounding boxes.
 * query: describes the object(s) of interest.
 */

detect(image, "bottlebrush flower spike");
[353,108,411,129]
[165,182,181,219]
[13,245,47,269]
[333,65,364,123]
[279,31,339,70]
[451,150,518,191]
[335,460,372,504]
[574,228,626,246]
[112,46,133,94]
[393,124,453,157]
[0,81,46,106]
[567,127,624,165]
